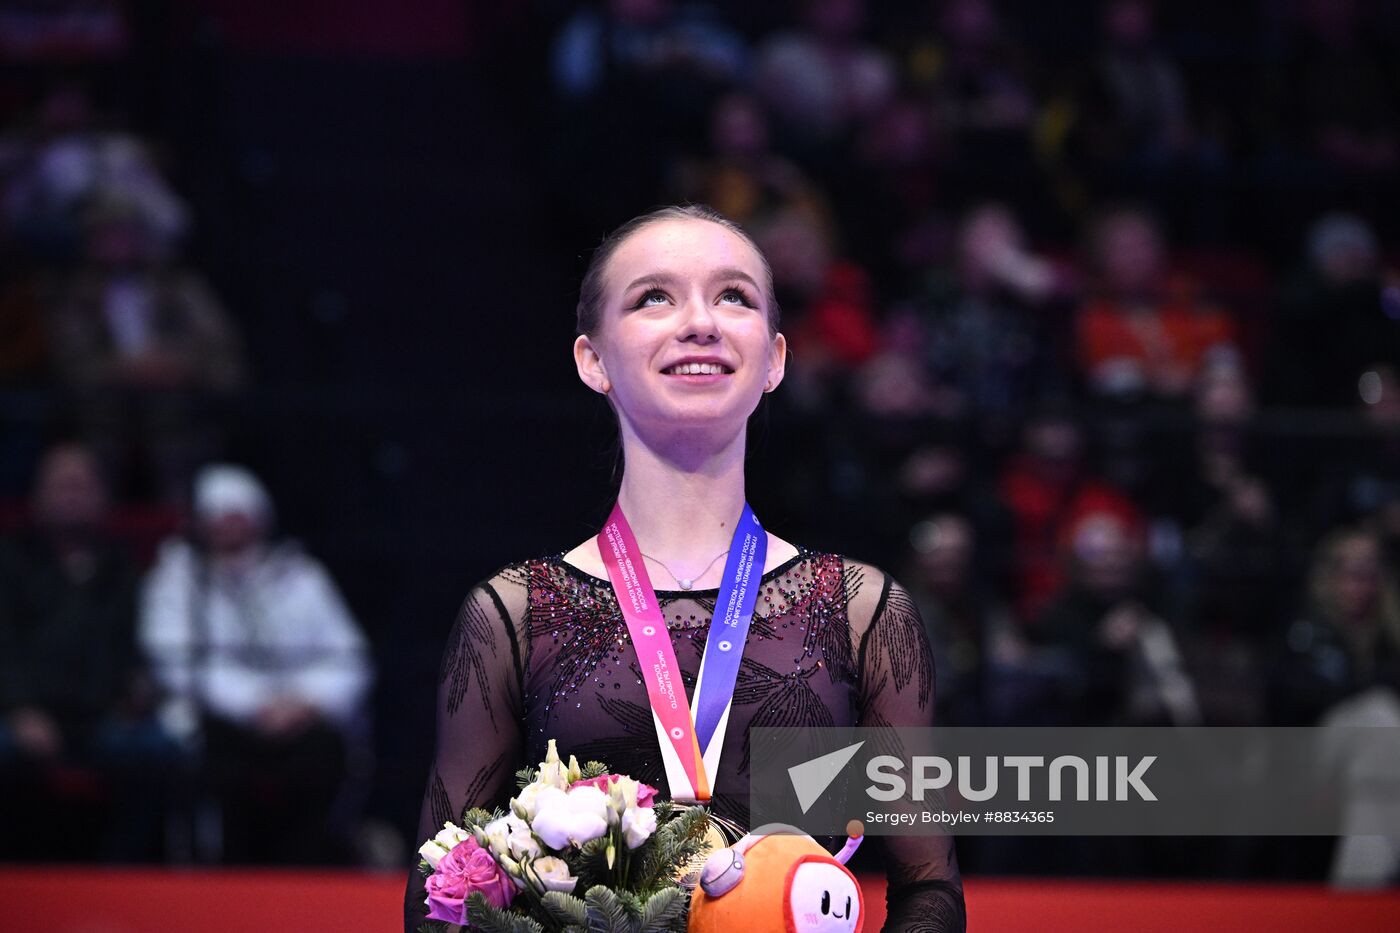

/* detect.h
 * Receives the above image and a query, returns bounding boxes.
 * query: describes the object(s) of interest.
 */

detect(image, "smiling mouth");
[661,362,734,375]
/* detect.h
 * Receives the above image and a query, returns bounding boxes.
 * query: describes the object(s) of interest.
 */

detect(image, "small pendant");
[679,578,693,591]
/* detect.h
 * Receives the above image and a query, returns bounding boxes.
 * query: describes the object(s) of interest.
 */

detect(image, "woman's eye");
[719,288,755,307]
[637,289,669,307]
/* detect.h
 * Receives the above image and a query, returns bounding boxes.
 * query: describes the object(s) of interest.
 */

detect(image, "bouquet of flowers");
[417,740,716,933]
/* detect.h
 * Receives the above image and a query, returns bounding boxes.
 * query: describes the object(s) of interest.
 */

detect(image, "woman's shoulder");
[456,546,908,617]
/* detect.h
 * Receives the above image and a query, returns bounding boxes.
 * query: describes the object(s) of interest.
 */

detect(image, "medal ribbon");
[597,501,766,803]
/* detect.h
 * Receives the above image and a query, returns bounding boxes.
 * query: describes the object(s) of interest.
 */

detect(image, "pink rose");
[424,837,517,924]
[570,774,659,808]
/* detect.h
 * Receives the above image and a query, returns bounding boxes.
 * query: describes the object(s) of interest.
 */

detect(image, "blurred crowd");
[541,0,1400,732]
[1,0,1399,884]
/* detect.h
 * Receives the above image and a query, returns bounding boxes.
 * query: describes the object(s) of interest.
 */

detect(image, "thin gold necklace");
[639,548,729,591]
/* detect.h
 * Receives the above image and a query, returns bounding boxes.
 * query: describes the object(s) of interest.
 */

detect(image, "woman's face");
[574,219,786,439]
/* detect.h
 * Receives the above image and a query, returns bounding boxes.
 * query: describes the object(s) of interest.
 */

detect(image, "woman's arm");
[853,565,967,933]
[404,569,526,932]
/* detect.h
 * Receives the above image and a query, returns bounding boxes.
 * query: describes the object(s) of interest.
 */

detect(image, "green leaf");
[583,886,632,933]
[464,893,544,933]
[460,806,501,829]
[613,889,643,916]
[516,766,539,790]
[630,806,712,894]
[571,835,615,891]
[581,760,610,780]
[540,891,589,929]
[637,888,689,932]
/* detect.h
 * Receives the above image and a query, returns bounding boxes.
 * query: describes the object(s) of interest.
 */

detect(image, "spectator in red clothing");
[1075,207,1237,402]
[998,406,1140,622]
[737,203,861,413]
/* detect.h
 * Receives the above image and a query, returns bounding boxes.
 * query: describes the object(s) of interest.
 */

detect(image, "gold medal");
[675,814,744,887]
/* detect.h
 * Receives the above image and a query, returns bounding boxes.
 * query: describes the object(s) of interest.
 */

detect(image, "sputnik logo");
[788,742,865,814]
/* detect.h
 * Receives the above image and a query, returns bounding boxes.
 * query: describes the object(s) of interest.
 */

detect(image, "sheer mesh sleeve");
[850,562,967,933]
[404,566,528,932]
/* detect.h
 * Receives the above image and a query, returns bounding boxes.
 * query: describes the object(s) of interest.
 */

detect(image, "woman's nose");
[678,294,719,341]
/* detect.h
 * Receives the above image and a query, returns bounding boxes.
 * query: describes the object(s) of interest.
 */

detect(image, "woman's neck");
[614,421,747,568]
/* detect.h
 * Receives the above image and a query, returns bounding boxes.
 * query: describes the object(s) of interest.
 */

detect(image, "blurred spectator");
[139,464,372,863]
[1265,213,1400,408]
[788,261,879,376]
[923,0,1035,182]
[48,196,246,500]
[754,0,894,146]
[752,208,865,409]
[1291,0,1398,176]
[1319,685,1400,889]
[1029,508,1200,726]
[1149,358,1285,724]
[548,0,749,228]
[1067,0,1207,175]
[1075,207,1236,402]
[998,406,1138,622]
[868,203,1071,434]
[669,92,834,252]
[552,0,747,103]
[1271,526,1400,727]
[1,82,188,262]
[0,442,174,860]
[1303,362,1400,558]
[903,513,1025,725]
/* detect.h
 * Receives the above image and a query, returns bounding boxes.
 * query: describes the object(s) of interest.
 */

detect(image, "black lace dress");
[405,546,965,932]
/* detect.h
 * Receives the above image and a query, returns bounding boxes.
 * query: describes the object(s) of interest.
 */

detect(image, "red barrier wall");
[1,868,1398,932]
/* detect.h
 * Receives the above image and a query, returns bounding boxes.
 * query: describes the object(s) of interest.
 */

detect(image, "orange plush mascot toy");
[689,823,865,933]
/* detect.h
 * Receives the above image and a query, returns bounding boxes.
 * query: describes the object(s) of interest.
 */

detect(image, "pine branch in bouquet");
[636,889,687,931]
[462,807,504,827]
[539,891,589,930]
[466,892,547,933]
[628,804,712,895]
[515,767,538,790]
[570,835,617,892]
[583,886,631,933]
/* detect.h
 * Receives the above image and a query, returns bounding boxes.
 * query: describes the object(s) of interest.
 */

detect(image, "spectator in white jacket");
[140,463,372,863]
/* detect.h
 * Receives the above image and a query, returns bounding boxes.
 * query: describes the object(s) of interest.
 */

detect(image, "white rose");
[531,785,610,849]
[482,815,523,857]
[418,839,447,869]
[620,805,657,849]
[529,855,578,893]
[514,827,542,859]
[488,815,543,860]
[434,822,470,849]
[513,782,547,820]
[420,821,470,868]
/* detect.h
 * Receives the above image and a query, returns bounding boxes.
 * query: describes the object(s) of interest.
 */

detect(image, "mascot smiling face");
[787,855,863,932]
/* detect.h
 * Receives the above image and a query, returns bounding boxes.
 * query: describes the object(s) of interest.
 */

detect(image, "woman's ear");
[764,332,788,393]
[574,334,611,395]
